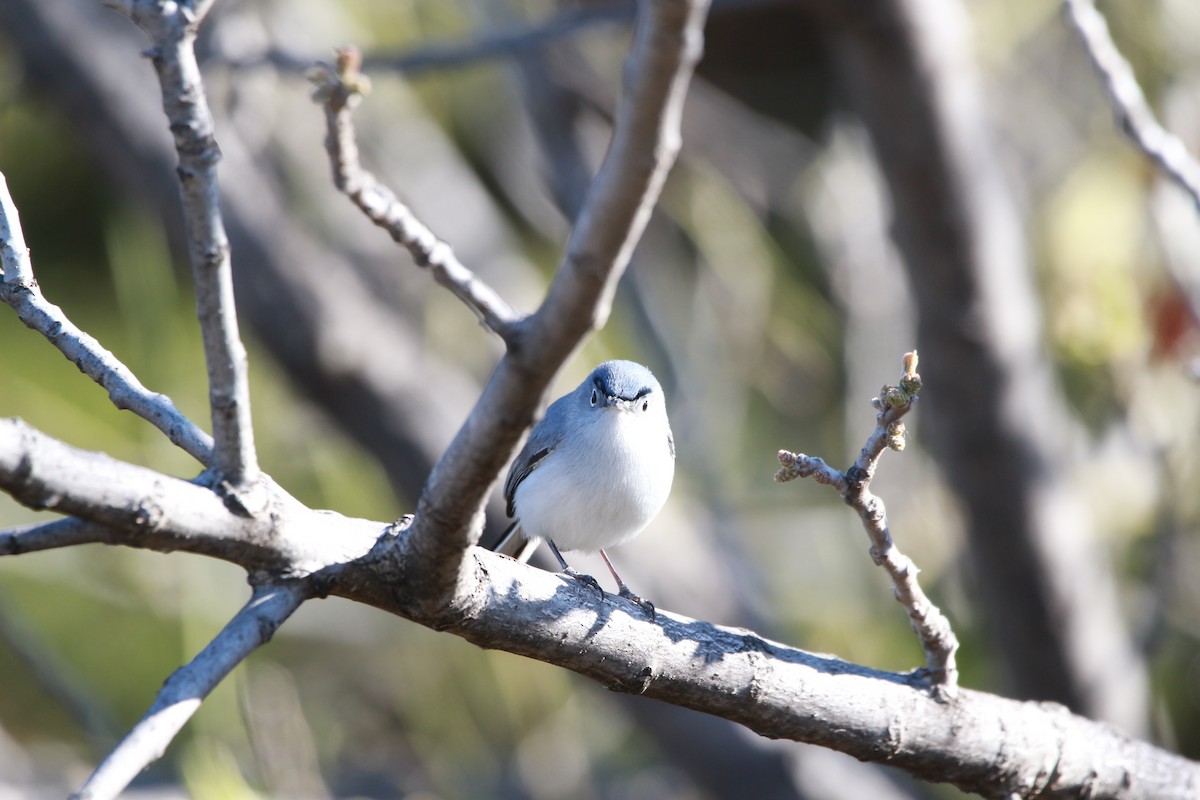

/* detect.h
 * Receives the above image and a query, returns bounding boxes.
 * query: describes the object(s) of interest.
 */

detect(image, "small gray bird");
[499,360,675,616]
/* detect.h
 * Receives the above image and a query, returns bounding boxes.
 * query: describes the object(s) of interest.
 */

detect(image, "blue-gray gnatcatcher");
[498,360,675,616]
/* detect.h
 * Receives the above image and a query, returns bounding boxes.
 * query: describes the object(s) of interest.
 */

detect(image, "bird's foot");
[618,587,656,620]
[563,568,605,600]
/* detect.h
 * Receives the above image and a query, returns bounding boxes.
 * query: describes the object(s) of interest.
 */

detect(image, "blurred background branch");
[2,0,1199,797]
[1065,0,1200,207]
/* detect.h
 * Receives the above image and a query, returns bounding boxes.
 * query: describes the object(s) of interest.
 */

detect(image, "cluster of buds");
[307,46,373,108]
[870,351,921,451]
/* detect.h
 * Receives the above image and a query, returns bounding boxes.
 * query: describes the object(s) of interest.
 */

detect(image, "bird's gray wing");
[503,396,570,518]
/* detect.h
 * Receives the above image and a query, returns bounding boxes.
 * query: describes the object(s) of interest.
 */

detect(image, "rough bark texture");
[819,0,1149,732]
[2,416,1197,799]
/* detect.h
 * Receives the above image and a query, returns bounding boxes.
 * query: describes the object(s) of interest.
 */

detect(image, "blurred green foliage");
[3,0,1200,798]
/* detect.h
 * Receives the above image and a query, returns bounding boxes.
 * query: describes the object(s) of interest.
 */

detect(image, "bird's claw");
[563,568,605,599]
[561,569,655,619]
[618,587,656,620]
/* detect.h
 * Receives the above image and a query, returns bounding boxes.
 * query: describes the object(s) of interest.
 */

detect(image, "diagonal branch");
[0,172,214,465]
[776,352,960,695]
[0,417,273,564]
[341,548,1197,800]
[102,0,258,488]
[0,418,1196,798]
[310,47,521,340]
[1064,0,1200,209]
[0,517,115,555]
[387,0,711,610]
[541,0,703,333]
[0,417,382,572]
[71,582,307,800]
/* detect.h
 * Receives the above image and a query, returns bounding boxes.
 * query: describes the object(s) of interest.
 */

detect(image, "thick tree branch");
[103,0,258,488]
[310,47,521,340]
[4,2,1190,796]
[776,352,959,694]
[388,554,1196,800]
[1064,0,1200,210]
[399,0,710,609]
[0,417,1195,798]
[542,0,702,335]
[0,418,380,573]
[71,582,307,800]
[0,172,214,465]
[1,0,490,506]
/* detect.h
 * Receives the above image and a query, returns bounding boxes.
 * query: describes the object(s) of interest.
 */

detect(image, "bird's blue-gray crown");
[590,360,662,403]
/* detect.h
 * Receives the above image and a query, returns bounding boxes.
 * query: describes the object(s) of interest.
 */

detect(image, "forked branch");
[0,172,214,465]
[776,351,960,695]
[104,0,259,488]
[370,0,711,603]
[309,47,520,340]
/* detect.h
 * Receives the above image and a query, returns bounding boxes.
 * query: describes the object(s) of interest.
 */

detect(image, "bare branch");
[310,47,521,340]
[0,417,380,572]
[0,172,214,465]
[71,582,307,800]
[777,352,960,694]
[399,0,709,609]
[0,517,113,555]
[828,0,1149,730]
[0,418,1195,797]
[103,0,258,487]
[542,0,704,332]
[334,549,1199,800]
[1065,0,1200,209]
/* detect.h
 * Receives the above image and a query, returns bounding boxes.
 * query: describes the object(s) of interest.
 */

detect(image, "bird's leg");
[547,540,604,599]
[599,549,655,619]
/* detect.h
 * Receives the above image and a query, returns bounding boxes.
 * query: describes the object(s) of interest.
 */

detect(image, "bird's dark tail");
[490,520,540,563]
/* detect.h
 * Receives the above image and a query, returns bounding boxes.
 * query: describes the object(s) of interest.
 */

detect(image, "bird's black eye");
[642,400,649,412]
[590,389,599,406]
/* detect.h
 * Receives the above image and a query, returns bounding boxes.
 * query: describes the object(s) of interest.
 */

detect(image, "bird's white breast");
[513,407,674,552]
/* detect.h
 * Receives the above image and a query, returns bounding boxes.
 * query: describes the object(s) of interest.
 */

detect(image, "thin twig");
[310,47,520,340]
[0,172,214,465]
[0,518,114,555]
[776,351,960,696]
[104,0,259,487]
[71,582,307,800]
[1064,0,1200,209]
